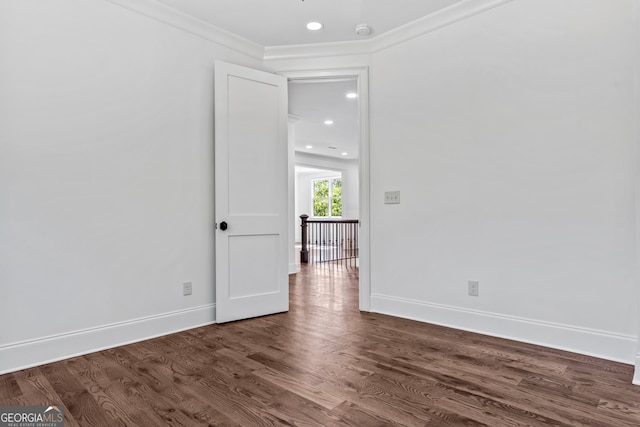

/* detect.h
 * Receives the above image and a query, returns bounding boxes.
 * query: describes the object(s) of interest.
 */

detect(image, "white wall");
[369,0,637,362]
[2,0,637,374]
[0,0,263,372]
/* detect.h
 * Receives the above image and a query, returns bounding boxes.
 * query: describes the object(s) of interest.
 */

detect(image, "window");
[313,177,342,217]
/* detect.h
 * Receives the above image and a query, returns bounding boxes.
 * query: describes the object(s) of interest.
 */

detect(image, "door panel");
[228,235,279,298]
[227,75,281,216]
[215,61,288,323]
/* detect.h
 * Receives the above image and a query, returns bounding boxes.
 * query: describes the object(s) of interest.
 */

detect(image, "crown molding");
[264,39,372,62]
[264,0,513,61]
[104,0,264,61]
[370,0,513,53]
[105,0,512,63]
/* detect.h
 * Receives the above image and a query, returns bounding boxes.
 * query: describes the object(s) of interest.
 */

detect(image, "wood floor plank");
[12,367,61,402]
[39,362,121,426]
[597,398,640,424]
[331,374,435,425]
[64,356,171,427]
[123,343,257,426]
[79,352,163,410]
[0,373,20,401]
[435,393,560,427]
[247,351,327,387]
[2,262,640,426]
[261,386,348,427]
[102,347,224,426]
[253,366,344,410]
[329,400,406,427]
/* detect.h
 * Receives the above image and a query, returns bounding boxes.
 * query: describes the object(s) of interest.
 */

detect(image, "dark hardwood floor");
[2,262,640,426]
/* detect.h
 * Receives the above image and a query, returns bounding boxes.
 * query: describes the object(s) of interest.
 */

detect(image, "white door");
[214,61,289,323]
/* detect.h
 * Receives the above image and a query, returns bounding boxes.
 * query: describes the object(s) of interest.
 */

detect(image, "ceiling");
[150,0,466,161]
[289,79,358,160]
[153,0,465,47]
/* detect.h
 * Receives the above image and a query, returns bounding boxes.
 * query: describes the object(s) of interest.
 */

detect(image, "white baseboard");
[289,262,299,275]
[0,304,216,375]
[633,355,640,385]
[371,294,636,365]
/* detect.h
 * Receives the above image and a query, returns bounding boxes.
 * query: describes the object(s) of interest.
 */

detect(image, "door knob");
[219,221,228,231]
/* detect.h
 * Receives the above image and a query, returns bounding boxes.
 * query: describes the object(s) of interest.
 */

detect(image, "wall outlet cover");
[183,282,193,296]
[384,191,400,204]
[468,280,479,297]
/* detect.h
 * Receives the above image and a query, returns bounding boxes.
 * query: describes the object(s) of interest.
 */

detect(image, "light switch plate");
[384,191,400,204]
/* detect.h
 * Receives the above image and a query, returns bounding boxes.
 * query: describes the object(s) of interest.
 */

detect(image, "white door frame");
[280,67,371,312]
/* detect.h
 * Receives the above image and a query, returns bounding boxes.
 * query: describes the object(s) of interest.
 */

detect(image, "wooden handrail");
[300,214,359,264]
[303,219,359,224]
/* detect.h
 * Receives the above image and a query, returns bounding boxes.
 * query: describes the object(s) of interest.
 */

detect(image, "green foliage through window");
[313,177,342,217]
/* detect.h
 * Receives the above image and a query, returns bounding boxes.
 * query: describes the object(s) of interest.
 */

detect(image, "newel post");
[300,214,309,263]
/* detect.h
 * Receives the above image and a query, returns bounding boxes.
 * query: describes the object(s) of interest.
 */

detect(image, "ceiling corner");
[105,0,514,63]
[370,0,515,53]
[264,0,514,61]
[104,0,265,61]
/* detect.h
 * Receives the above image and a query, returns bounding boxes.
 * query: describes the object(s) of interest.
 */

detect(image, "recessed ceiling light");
[346,92,358,99]
[324,119,334,125]
[305,145,313,149]
[341,152,348,156]
[306,22,323,31]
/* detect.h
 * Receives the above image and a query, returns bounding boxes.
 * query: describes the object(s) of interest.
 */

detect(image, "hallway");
[290,260,360,315]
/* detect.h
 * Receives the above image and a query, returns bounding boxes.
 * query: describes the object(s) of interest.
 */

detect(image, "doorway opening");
[284,67,370,311]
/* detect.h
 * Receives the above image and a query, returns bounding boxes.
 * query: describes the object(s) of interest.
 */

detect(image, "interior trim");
[105,0,512,62]
[0,304,216,375]
[281,67,371,312]
[633,0,640,386]
[264,0,514,61]
[370,0,513,53]
[104,0,264,61]
[371,293,637,365]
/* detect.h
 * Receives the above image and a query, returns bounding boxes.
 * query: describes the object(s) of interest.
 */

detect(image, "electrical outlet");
[384,191,400,204]
[183,282,192,296]
[468,280,479,297]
